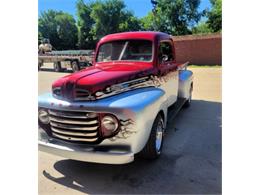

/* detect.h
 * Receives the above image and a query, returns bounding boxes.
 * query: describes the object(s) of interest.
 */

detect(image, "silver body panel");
[38,69,193,164]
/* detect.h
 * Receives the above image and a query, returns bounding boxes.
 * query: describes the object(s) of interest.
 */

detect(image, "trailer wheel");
[140,114,165,159]
[183,83,193,108]
[38,62,41,71]
[72,61,79,72]
[54,62,61,72]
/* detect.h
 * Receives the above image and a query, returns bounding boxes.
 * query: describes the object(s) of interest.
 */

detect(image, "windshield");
[96,40,153,62]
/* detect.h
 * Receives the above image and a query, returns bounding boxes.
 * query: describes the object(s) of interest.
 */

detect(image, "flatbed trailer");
[38,50,94,72]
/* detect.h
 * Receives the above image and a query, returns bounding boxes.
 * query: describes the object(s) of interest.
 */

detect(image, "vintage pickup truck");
[38,31,193,164]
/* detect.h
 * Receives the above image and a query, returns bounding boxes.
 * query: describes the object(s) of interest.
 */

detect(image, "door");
[158,40,178,106]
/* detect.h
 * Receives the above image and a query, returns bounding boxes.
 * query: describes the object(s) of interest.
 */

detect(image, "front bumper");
[39,139,134,164]
[38,126,134,164]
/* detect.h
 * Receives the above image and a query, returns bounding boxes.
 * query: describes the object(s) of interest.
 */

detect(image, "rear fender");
[178,70,193,99]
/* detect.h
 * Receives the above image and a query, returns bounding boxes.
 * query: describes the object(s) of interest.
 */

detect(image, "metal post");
[151,0,158,30]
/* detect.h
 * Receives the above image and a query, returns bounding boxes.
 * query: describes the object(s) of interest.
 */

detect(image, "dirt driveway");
[38,67,222,194]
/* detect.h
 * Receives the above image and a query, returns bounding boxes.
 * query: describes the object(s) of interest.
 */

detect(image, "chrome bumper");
[39,140,134,164]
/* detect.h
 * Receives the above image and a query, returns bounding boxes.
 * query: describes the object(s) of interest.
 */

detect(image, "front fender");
[38,87,167,154]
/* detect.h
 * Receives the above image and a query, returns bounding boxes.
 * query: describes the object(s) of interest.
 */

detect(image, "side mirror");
[162,54,168,62]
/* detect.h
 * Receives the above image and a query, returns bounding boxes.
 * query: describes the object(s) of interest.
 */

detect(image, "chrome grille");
[48,109,100,143]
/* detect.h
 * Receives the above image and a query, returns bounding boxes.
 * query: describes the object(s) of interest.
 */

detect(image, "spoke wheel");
[155,118,164,154]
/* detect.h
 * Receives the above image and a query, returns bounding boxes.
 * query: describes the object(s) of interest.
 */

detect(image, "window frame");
[95,39,154,63]
[158,40,175,66]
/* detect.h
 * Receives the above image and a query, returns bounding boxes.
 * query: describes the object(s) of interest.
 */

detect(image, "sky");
[38,0,211,19]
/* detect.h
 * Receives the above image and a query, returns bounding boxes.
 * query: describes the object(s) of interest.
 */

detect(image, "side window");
[158,41,174,63]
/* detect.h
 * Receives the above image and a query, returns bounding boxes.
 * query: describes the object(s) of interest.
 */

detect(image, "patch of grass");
[188,65,221,68]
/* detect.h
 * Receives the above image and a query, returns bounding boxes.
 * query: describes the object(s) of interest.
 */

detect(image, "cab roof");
[99,31,171,44]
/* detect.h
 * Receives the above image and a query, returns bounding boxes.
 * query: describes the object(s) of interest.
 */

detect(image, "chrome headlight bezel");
[38,109,50,124]
[101,115,119,137]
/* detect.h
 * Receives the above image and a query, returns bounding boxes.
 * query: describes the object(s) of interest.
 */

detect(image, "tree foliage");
[192,22,212,34]
[142,0,202,35]
[90,0,141,39]
[76,0,95,49]
[207,0,222,32]
[140,12,155,31]
[38,10,78,50]
[38,0,221,50]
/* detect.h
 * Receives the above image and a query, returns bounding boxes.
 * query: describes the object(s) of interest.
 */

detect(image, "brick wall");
[172,33,222,65]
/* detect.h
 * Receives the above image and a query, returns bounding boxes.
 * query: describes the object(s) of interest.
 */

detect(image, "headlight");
[38,109,50,124]
[101,115,119,137]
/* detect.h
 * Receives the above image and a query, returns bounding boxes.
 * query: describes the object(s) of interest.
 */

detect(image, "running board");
[167,98,187,123]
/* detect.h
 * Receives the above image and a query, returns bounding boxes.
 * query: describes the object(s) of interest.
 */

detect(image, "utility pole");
[151,0,158,14]
[151,0,158,30]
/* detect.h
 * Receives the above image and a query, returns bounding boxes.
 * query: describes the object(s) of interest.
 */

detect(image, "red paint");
[52,32,185,99]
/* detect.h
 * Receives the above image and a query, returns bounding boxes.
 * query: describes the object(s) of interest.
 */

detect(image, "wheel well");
[158,110,165,123]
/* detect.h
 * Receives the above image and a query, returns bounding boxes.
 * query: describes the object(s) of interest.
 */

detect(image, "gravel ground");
[38,67,222,195]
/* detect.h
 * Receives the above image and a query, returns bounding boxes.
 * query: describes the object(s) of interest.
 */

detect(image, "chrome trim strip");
[49,116,99,125]
[48,110,97,119]
[50,121,98,131]
[51,127,98,137]
[95,76,156,99]
[52,132,98,142]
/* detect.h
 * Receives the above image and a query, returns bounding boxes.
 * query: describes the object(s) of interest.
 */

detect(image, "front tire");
[140,114,165,159]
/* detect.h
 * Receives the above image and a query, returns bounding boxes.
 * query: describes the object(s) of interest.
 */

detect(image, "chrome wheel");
[155,118,164,153]
[140,114,165,159]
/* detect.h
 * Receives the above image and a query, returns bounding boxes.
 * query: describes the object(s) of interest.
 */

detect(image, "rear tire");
[140,114,165,159]
[54,62,61,72]
[72,61,80,72]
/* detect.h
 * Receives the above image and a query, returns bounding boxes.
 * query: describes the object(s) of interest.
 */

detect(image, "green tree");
[142,0,202,35]
[207,0,222,32]
[90,0,140,39]
[76,0,95,49]
[55,13,78,49]
[192,21,212,34]
[140,12,155,31]
[38,32,43,45]
[119,12,142,32]
[38,10,78,50]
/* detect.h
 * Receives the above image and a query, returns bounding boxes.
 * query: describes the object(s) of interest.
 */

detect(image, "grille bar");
[52,132,99,142]
[51,127,98,137]
[50,121,98,131]
[49,110,97,119]
[50,116,98,125]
